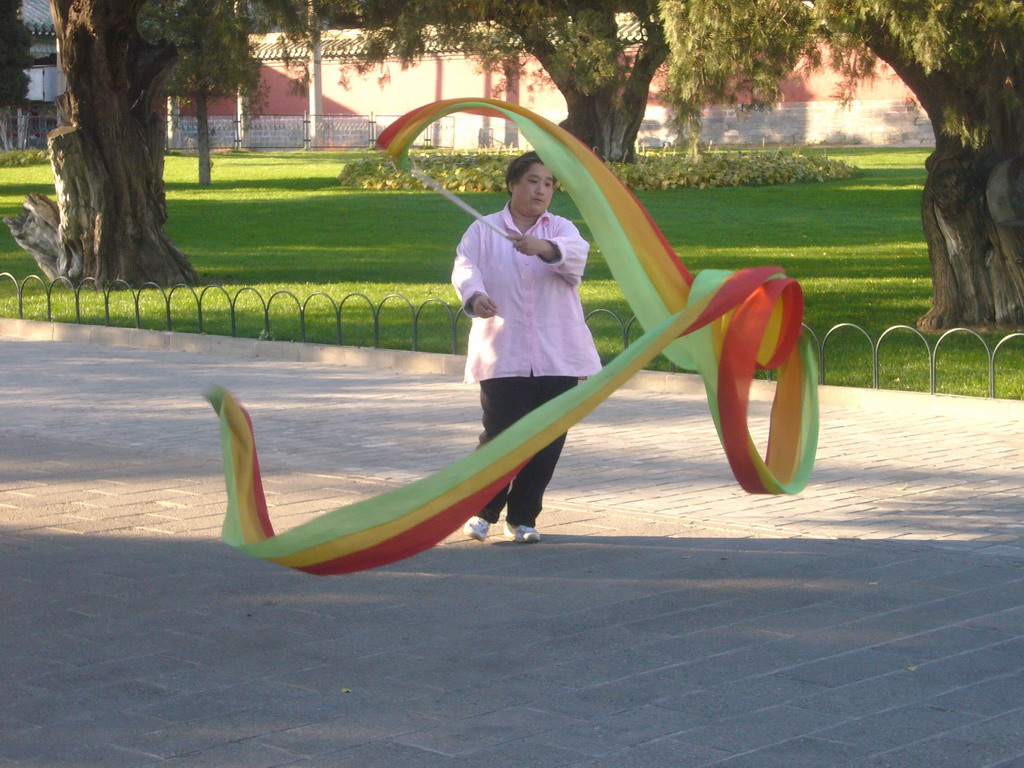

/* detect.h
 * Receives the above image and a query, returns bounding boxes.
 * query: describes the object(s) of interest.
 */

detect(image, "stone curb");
[2,317,1021,420]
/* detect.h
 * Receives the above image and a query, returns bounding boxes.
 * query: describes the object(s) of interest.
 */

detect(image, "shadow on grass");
[162,175,926,287]
[0,181,57,202]
[163,175,345,194]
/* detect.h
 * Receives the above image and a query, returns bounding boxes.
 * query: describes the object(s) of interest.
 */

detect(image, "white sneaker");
[504,523,540,543]
[463,516,490,542]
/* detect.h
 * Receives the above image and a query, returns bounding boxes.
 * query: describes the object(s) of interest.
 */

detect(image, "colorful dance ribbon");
[207,98,819,575]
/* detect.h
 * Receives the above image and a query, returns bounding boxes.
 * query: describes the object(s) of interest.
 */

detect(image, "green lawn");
[1,148,1021,398]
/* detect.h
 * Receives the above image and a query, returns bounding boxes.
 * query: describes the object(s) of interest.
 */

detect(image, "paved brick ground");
[1,334,1022,767]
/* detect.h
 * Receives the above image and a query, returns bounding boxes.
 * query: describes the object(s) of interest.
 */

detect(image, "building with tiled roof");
[20,0,54,35]
[17,0,60,102]
[4,1,60,149]
[250,15,649,62]
[20,0,56,57]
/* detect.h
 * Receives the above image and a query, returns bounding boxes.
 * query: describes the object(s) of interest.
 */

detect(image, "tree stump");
[3,194,65,281]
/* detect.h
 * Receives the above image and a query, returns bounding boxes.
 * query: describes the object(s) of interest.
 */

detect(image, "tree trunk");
[552,36,667,164]
[559,88,646,164]
[526,8,667,165]
[984,157,1024,324]
[196,90,212,186]
[861,25,1024,332]
[0,108,11,151]
[917,136,1024,331]
[501,61,520,149]
[19,0,198,287]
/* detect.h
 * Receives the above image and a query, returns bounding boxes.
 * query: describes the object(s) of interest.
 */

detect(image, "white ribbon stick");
[410,167,513,241]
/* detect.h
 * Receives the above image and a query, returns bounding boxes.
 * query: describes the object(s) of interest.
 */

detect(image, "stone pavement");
[1,328,1022,768]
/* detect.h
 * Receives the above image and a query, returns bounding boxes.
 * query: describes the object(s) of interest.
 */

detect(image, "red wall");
[188,49,917,119]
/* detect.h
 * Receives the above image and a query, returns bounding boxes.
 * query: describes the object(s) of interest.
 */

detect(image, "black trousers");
[477,375,579,528]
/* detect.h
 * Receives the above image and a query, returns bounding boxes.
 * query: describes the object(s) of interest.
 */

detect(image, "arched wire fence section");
[993,333,1024,399]
[230,286,269,339]
[1,274,1022,400]
[135,282,171,331]
[585,308,629,351]
[16,274,48,320]
[822,323,874,388]
[104,279,136,327]
[932,328,990,397]
[266,290,303,341]
[75,277,104,326]
[338,293,375,347]
[167,284,201,333]
[875,325,931,391]
[45,276,77,324]
[375,294,416,350]
[198,284,233,336]
[414,298,460,354]
[300,292,341,345]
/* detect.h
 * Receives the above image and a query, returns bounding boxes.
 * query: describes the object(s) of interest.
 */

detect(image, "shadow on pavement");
[3,524,1022,767]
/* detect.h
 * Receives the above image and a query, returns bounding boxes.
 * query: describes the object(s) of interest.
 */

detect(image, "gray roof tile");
[21,0,55,35]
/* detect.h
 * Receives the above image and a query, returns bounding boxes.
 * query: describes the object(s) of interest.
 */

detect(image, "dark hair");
[505,151,555,195]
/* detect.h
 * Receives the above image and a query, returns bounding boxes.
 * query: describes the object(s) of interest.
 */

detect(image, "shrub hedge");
[0,149,49,167]
[337,149,857,192]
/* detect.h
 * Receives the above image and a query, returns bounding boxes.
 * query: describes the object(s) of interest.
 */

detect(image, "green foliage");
[140,0,263,109]
[0,149,49,167]
[353,1,669,161]
[0,0,33,109]
[336,150,857,192]
[618,150,856,188]
[337,152,519,192]
[660,0,1024,152]
[660,0,816,125]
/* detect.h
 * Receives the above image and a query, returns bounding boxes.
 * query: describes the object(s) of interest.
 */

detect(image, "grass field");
[1,148,1021,398]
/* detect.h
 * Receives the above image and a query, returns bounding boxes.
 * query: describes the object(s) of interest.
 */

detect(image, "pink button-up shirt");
[452,204,602,384]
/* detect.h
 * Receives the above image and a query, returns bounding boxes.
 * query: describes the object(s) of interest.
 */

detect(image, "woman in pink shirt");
[453,152,601,543]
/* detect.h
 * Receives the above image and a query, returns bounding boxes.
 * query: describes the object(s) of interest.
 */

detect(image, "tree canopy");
[0,0,33,111]
[352,0,668,162]
[660,0,1024,330]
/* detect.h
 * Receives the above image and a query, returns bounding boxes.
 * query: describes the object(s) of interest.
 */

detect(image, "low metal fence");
[165,113,455,151]
[1,112,58,151]
[2,273,1022,400]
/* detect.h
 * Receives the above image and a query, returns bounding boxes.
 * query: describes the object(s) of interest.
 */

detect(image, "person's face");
[508,162,554,220]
